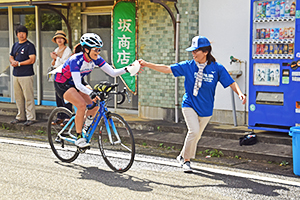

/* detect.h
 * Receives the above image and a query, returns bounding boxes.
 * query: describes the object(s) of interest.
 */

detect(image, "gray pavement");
[0,102,296,177]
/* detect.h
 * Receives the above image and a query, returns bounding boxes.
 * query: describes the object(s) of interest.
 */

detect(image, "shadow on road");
[192,168,290,197]
[54,161,290,196]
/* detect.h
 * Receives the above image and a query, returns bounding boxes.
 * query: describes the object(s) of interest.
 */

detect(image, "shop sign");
[113,0,137,94]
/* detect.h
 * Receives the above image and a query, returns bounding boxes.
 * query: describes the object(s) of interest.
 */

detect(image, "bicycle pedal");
[77,146,90,153]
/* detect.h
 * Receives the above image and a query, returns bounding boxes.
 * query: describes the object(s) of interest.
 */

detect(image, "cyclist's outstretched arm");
[101,63,127,77]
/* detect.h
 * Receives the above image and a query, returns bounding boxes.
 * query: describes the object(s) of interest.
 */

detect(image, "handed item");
[127,60,140,76]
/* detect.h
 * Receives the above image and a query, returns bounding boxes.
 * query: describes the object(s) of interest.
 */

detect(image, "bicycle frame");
[58,100,121,145]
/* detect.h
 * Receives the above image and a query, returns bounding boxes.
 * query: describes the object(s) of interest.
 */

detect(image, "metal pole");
[8,6,14,103]
[231,89,237,127]
[35,6,41,105]
[244,60,247,126]
[175,13,179,123]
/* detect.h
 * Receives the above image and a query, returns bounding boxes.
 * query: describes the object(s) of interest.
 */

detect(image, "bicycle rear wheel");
[47,107,79,162]
[98,112,135,173]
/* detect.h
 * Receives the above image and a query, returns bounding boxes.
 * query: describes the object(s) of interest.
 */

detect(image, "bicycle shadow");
[191,168,290,197]
[55,161,202,192]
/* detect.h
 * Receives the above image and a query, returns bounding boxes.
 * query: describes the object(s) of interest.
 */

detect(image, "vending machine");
[249,0,300,132]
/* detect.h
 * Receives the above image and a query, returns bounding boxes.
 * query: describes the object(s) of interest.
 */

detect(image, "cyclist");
[54,33,134,148]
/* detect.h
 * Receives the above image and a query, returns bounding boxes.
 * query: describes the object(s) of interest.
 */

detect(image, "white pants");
[180,107,211,160]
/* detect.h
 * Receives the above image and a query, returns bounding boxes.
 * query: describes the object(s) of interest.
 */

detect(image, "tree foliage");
[25,13,62,31]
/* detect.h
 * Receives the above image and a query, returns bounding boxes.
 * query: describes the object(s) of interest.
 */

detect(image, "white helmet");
[80,33,103,48]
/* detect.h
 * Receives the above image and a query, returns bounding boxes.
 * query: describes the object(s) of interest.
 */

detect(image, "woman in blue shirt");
[139,35,246,172]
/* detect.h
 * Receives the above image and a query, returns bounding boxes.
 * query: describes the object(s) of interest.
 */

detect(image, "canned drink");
[270,28,275,39]
[260,44,265,54]
[265,28,270,39]
[271,1,276,17]
[256,29,261,39]
[280,1,285,17]
[278,44,283,54]
[279,28,284,39]
[289,43,294,54]
[266,1,271,17]
[257,2,263,18]
[275,1,281,17]
[274,28,280,39]
[283,44,289,54]
[262,2,267,18]
[264,44,269,54]
[274,44,279,54]
[260,28,266,39]
[289,27,295,39]
[290,2,296,16]
[284,27,289,39]
[269,44,274,54]
[256,44,261,54]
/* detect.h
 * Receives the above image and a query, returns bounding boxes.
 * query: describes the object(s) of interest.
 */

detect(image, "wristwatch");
[18,62,21,67]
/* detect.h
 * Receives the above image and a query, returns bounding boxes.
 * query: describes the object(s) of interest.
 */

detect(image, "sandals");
[60,119,70,127]
[51,118,64,125]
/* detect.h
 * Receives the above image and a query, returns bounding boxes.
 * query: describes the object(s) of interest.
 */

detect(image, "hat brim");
[186,47,197,52]
[52,35,68,44]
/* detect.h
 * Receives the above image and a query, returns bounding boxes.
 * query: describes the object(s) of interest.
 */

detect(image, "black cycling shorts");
[54,79,88,99]
[54,81,76,99]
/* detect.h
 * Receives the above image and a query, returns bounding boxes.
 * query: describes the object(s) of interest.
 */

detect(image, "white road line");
[1,138,300,187]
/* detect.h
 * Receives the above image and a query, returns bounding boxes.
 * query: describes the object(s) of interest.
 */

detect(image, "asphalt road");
[0,136,299,200]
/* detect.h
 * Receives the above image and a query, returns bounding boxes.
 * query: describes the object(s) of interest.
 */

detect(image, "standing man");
[9,25,36,126]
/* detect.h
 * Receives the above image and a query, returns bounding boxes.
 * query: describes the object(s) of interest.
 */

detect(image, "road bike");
[47,81,135,173]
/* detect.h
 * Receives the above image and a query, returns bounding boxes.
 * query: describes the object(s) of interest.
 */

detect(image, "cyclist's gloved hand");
[89,91,97,100]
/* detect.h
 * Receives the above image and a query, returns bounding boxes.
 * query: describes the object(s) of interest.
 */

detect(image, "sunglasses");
[91,48,101,53]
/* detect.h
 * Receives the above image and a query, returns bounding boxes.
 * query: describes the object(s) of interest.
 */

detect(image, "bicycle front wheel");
[98,113,135,173]
[47,107,79,163]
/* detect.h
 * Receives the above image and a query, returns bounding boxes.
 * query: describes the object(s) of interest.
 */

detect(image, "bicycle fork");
[103,115,122,145]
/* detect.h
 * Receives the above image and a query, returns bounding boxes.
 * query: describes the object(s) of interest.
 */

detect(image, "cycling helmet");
[80,33,103,48]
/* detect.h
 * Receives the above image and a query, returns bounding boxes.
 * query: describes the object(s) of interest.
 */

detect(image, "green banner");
[113,0,137,94]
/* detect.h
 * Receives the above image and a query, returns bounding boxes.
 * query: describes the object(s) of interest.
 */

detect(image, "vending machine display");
[249,0,300,132]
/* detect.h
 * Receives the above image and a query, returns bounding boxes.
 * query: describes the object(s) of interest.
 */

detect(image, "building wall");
[199,0,250,125]
[137,0,199,122]
[137,0,250,125]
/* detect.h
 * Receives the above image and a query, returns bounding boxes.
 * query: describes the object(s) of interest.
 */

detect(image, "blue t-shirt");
[55,52,106,85]
[171,60,234,117]
[10,40,36,77]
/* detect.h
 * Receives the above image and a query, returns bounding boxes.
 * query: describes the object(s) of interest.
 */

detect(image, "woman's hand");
[239,93,246,105]
[138,59,172,74]
[50,52,57,60]
[138,59,149,67]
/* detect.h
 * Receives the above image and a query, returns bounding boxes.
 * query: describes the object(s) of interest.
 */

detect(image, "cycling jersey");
[55,52,106,85]
[54,52,126,96]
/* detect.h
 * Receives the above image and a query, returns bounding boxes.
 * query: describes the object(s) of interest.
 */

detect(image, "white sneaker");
[183,161,192,173]
[176,155,184,167]
[75,138,90,148]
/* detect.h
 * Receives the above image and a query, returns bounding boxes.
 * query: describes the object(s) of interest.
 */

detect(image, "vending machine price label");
[292,72,300,76]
